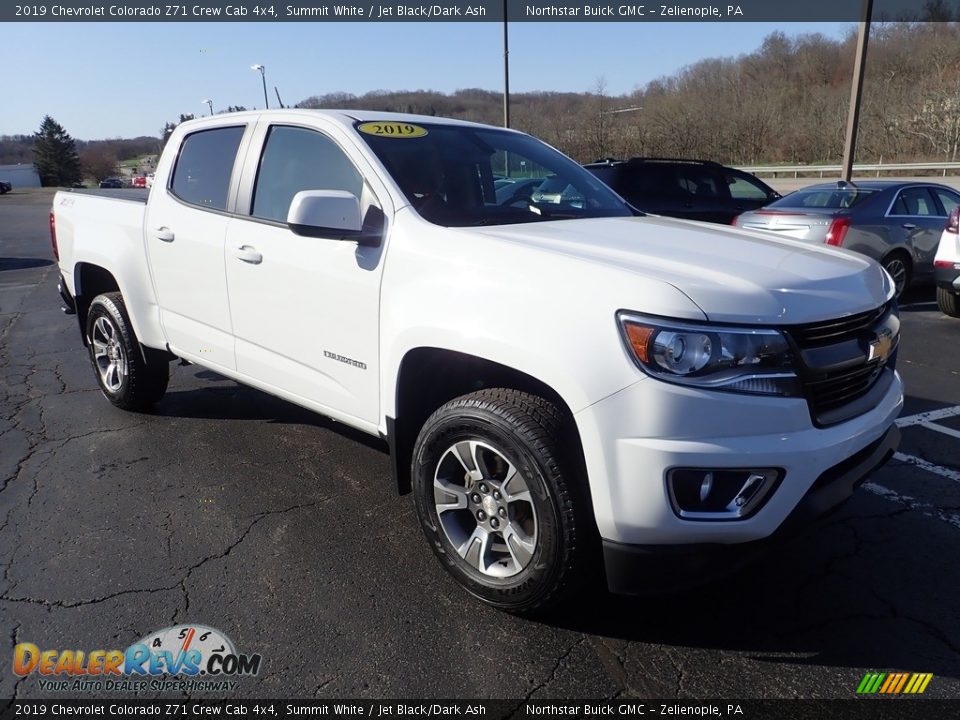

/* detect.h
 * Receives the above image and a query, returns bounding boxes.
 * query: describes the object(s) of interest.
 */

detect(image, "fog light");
[667,468,782,521]
[699,472,713,502]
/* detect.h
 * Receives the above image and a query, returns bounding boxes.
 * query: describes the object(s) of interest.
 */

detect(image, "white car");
[934,206,960,317]
[50,110,902,612]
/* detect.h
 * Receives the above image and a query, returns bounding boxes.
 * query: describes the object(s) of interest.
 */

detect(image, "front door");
[224,123,386,425]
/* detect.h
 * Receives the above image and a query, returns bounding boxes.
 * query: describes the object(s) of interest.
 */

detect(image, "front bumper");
[601,423,899,595]
[574,366,903,592]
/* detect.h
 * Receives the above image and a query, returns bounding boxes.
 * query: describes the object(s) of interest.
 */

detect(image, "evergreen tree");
[33,116,82,187]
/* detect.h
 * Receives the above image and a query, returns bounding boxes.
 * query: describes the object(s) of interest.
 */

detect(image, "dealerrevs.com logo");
[13,624,262,693]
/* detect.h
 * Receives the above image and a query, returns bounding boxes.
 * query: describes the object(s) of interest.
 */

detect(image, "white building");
[0,164,41,188]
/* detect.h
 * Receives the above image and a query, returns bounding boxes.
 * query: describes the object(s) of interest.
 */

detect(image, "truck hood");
[465,215,892,324]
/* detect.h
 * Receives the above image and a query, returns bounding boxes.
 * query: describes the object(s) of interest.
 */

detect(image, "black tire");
[412,388,592,614]
[882,252,912,300]
[86,292,168,411]
[938,286,960,318]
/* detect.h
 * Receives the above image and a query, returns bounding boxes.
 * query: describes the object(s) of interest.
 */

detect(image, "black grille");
[788,303,889,346]
[785,302,895,426]
[802,362,886,415]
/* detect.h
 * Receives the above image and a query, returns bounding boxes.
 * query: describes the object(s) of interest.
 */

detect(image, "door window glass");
[890,187,939,217]
[934,189,959,215]
[725,172,770,200]
[675,167,727,200]
[252,126,363,222]
[170,126,245,210]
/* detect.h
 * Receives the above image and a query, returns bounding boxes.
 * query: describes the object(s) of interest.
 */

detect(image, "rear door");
[886,186,948,279]
[672,165,733,223]
[145,124,252,370]
[223,120,390,426]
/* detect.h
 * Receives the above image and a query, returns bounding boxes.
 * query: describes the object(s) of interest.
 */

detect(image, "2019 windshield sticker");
[357,122,428,138]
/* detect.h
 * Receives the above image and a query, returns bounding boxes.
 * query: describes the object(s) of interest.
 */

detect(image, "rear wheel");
[938,286,960,318]
[882,252,911,300]
[86,292,168,411]
[412,389,591,614]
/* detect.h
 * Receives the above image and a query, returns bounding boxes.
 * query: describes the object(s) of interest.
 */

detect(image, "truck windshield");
[356,121,635,227]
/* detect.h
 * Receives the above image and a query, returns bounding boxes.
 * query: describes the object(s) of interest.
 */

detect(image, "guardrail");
[737,162,960,178]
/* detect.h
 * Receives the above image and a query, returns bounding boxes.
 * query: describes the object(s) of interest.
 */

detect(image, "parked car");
[493,177,544,206]
[145,172,156,189]
[0,180,11,194]
[733,180,960,299]
[583,157,780,224]
[131,176,148,188]
[51,111,901,612]
[98,177,123,189]
[934,206,960,317]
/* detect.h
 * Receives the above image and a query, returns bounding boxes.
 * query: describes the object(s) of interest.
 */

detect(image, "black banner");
[3,0,960,23]
[3,700,960,720]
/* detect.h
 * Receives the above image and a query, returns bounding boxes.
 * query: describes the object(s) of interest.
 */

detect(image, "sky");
[2,20,850,139]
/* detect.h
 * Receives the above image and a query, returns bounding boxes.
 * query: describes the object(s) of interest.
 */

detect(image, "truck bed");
[67,188,149,203]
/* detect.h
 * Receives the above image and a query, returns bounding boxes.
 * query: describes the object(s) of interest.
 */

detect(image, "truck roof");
[177,108,516,134]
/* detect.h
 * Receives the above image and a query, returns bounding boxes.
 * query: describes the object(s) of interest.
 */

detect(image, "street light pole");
[202,99,213,116]
[251,64,270,110]
[598,106,642,159]
[841,0,873,182]
[502,0,510,128]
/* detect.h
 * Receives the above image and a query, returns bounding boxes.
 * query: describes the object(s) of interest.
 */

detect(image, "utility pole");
[841,0,873,182]
[502,0,510,128]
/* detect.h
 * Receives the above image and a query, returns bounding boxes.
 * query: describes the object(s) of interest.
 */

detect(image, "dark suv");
[583,158,780,224]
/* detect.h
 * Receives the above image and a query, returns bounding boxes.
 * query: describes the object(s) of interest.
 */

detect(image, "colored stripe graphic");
[857,673,886,694]
[906,673,933,694]
[858,672,933,695]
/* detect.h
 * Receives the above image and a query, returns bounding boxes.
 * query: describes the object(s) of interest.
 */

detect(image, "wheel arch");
[388,347,589,500]
[74,263,173,365]
[74,262,121,345]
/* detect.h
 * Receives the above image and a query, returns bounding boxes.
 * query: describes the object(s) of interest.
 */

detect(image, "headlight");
[617,312,800,396]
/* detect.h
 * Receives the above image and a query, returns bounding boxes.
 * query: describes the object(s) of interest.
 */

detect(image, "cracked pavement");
[1,189,959,701]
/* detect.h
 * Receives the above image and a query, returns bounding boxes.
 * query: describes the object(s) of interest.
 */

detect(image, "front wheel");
[412,389,591,614]
[86,292,168,411]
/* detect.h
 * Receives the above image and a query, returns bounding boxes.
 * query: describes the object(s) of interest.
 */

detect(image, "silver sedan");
[733,180,960,299]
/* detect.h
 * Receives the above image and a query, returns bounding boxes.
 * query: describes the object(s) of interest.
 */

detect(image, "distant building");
[0,164,41,188]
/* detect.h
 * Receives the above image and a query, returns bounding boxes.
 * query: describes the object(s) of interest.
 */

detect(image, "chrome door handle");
[154,227,175,242]
[233,245,262,264]
[901,223,917,230]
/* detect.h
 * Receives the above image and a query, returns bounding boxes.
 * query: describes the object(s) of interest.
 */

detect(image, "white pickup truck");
[51,110,903,612]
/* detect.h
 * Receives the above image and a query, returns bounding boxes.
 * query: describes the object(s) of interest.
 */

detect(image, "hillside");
[4,21,958,169]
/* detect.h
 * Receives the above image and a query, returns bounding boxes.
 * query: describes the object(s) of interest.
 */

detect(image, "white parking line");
[895,405,960,427]
[919,421,960,441]
[859,406,960,523]
[892,452,960,483]
[863,483,960,531]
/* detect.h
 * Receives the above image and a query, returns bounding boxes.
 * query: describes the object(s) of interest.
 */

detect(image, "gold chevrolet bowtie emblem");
[867,333,894,363]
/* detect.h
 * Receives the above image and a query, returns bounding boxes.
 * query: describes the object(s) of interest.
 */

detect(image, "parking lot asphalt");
[1,188,959,703]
